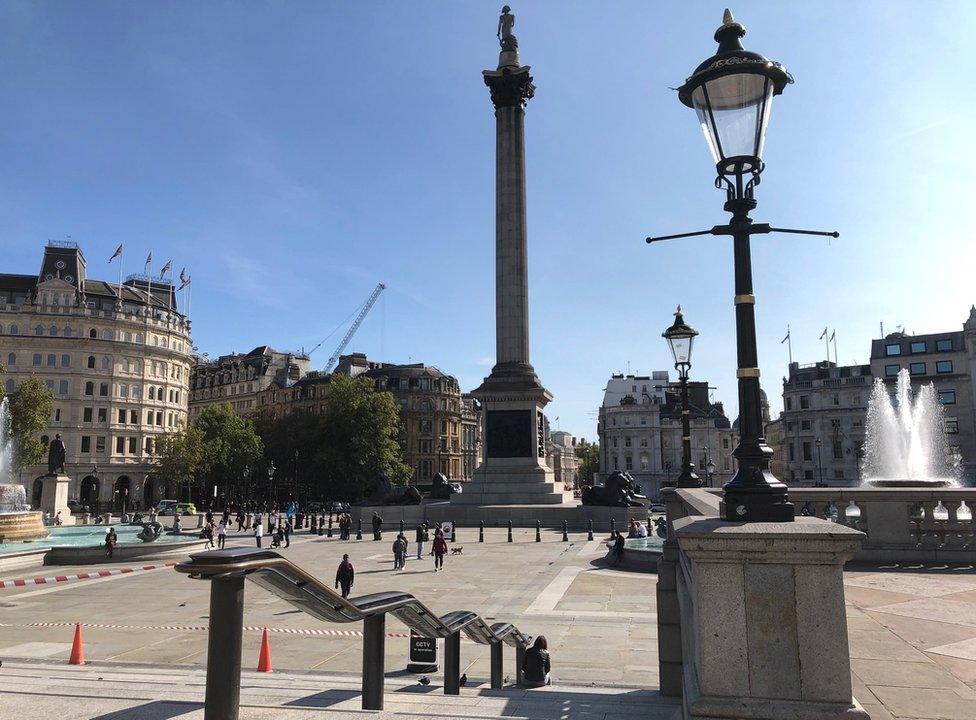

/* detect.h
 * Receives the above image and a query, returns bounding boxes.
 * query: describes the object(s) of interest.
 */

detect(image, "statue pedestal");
[40,474,75,526]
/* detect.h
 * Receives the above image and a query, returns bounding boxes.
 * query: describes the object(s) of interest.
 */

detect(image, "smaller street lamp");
[815,437,824,487]
[663,306,701,488]
[706,458,717,488]
[268,461,276,505]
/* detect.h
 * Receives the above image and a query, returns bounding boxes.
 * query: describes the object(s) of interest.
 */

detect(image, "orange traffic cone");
[68,623,85,665]
[256,628,272,672]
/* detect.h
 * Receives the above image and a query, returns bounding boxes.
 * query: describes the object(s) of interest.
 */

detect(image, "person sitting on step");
[521,635,551,687]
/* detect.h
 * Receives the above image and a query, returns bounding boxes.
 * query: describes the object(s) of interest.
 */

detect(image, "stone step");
[0,660,682,719]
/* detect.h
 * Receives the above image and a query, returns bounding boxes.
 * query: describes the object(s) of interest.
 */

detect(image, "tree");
[315,374,413,501]
[154,426,207,500]
[2,376,55,472]
[575,440,600,486]
[194,403,264,493]
[253,375,413,503]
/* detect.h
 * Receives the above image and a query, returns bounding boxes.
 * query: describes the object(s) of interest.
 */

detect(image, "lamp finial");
[723,8,734,26]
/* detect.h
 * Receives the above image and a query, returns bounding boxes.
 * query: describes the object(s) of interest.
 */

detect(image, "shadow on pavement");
[90,701,202,719]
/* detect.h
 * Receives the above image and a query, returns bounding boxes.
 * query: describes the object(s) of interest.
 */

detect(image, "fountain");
[861,369,957,488]
[0,398,48,541]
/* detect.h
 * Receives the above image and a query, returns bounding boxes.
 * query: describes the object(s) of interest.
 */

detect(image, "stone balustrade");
[790,487,976,563]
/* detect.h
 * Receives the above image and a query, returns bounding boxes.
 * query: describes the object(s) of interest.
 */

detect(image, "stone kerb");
[673,515,868,720]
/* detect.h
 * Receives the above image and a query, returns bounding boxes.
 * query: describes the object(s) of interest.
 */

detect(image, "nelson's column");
[454,7,571,506]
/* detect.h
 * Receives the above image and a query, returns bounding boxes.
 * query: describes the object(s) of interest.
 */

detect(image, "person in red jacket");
[432,529,448,571]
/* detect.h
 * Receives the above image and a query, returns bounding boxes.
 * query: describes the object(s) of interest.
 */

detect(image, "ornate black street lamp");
[706,458,717,488]
[647,9,838,522]
[663,307,700,488]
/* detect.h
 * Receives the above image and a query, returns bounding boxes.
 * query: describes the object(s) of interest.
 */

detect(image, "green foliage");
[575,440,600,485]
[253,374,412,502]
[3,375,55,472]
[194,403,264,485]
[154,426,207,494]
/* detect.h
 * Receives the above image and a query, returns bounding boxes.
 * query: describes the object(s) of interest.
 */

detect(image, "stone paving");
[0,527,974,718]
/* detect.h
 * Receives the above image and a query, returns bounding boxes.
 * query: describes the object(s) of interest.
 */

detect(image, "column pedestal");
[673,516,868,720]
[40,473,75,525]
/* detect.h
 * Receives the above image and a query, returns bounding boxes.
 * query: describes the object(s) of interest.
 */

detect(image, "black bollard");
[562,520,568,542]
[399,519,404,535]
[310,515,317,535]
[451,522,457,543]
[507,520,513,543]
[610,517,616,535]
[478,520,484,543]
[587,519,594,541]
[535,520,541,543]
[327,514,333,538]
[356,519,363,540]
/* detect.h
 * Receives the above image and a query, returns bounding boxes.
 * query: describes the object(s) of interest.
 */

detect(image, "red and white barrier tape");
[0,562,177,589]
[0,620,409,639]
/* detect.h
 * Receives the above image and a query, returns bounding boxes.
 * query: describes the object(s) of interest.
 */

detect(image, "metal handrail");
[175,547,533,720]
[176,547,530,647]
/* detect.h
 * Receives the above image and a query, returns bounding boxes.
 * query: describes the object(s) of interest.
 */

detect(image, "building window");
[83,408,93,423]
[884,364,900,377]
[61,354,70,367]
[87,355,96,369]
[119,383,129,398]
[801,420,811,431]
[939,391,956,405]
[804,470,814,480]
[909,362,926,376]
[936,338,953,352]
[788,443,795,461]
[945,416,959,434]
[46,354,56,367]
[81,436,91,453]
[54,408,61,422]
[128,437,137,454]
[84,381,94,396]
[32,353,41,366]
[5,352,14,366]
[44,379,54,392]
[802,442,812,461]
[101,357,110,370]
[58,380,68,395]
[96,436,105,453]
[116,437,125,454]
[118,409,126,424]
[885,343,902,356]
[624,437,632,448]
[785,397,792,411]
[130,409,137,424]
[98,408,107,423]
[910,341,926,354]
[936,360,953,374]
[3,379,12,393]
[99,383,109,397]
[799,396,809,409]
[625,456,632,470]
[89,328,97,339]
[832,394,840,406]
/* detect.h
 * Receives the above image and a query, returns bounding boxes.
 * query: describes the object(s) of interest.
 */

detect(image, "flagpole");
[787,325,793,365]
[147,256,153,317]
[118,250,124,306]
[823,329,830,364]
[832,333,838,365]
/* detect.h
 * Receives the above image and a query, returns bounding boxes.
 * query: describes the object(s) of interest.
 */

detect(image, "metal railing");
[175,547,533,720]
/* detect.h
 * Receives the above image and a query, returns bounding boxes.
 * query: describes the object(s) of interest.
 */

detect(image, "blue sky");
[1,2,974,439]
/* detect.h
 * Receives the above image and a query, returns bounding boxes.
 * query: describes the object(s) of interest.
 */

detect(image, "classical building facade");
[0,242,192,510]
[597,372,735,498]
[780,361,872,486]
[189,346,308,420]
[460,394,483,482]
[869,310,976,480]
[548,430,579,490]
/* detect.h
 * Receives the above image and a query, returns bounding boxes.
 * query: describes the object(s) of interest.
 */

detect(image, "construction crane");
[314,282,386,373]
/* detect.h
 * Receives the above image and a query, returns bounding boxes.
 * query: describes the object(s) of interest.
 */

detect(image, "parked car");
[157,500,196,516]
[649,503,667,514]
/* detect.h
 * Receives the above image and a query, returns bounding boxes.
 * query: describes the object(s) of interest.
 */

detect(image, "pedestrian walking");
[217,520,227,549]
[284,519,292,548]
[372,512,383,541]
[204,522,215,548]
[335,554,355,598]
[432,529,448,571]
[392,534,407,570]
[415,522,429,560]
[254,521,264,548]
[236,511,245,532]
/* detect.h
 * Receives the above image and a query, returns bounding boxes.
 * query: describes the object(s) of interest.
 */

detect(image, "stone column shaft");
[495,104,529,367]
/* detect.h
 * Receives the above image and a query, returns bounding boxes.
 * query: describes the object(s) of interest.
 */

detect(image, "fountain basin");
[0,511,49,542]
[604,535,664,571]
[864,478,955,489]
